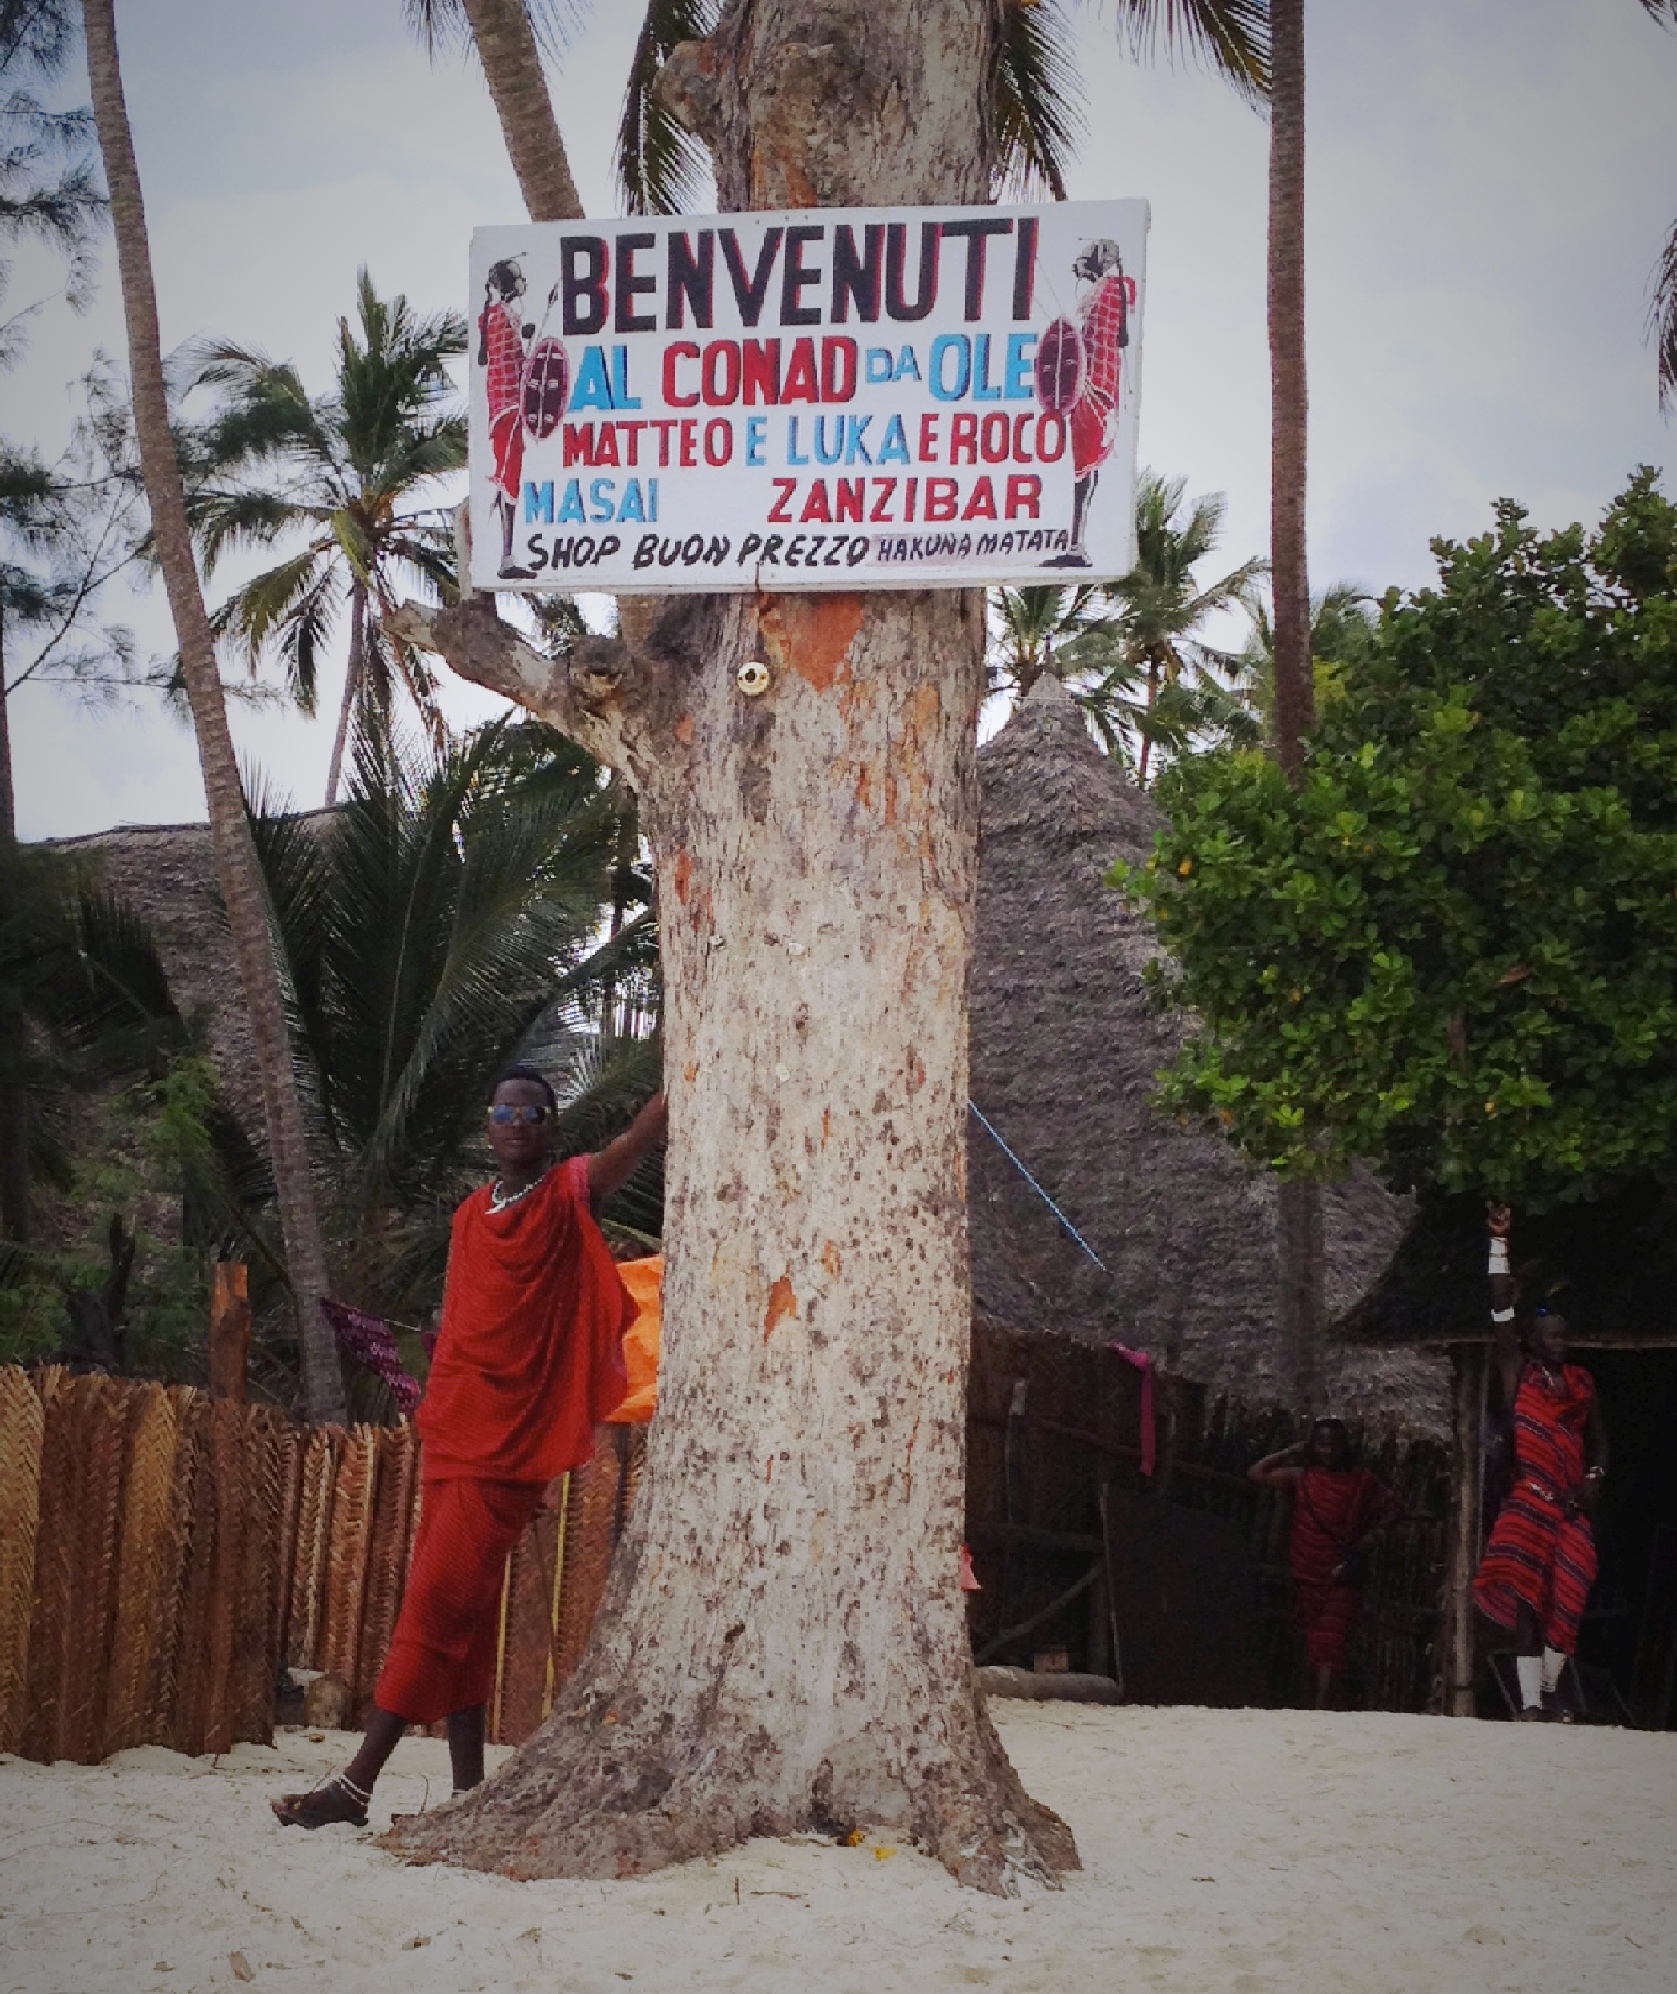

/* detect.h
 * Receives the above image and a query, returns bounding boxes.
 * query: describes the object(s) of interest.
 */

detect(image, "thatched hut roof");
[968,676,1447,1432]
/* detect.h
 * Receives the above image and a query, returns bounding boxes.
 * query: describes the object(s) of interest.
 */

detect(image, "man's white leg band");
[1515,1655,1544,1709]
[1542,1647,1566,1694]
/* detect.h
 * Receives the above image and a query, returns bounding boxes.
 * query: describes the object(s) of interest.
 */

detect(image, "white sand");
[2,1705,1672,1994]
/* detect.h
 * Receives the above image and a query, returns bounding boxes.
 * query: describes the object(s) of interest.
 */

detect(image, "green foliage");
[1114,470,1677,1211]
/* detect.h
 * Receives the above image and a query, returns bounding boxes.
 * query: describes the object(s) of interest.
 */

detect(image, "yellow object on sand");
[606,1256,662,1425]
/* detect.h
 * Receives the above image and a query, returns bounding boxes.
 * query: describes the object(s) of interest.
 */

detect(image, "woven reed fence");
[0,1366,643,1766]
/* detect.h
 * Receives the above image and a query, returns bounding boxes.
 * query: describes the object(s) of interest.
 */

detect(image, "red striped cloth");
[374,1477,545,1723]
[1474,1362,1598,1655]
[1290,1467,1398,1672]
[1070,273,1131,478]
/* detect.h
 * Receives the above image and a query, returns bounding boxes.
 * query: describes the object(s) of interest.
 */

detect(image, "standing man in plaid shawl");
[1047,238,1132,570]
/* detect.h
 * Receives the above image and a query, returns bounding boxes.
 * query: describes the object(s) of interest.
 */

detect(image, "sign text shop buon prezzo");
[469,202,1147,593]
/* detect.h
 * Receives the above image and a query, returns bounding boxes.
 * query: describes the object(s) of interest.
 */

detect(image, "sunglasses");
[487,1103,553,1126]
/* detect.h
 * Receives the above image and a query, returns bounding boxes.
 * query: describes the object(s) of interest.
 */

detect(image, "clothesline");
[967,1099,1109,1273]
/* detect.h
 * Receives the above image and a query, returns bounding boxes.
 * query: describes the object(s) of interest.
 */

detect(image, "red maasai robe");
[480,298,526,503]
[1474,1362,1598,1657]
[1070,272,1130,480]
[375,1157,632,1722]
[1290,1467,1399,1673]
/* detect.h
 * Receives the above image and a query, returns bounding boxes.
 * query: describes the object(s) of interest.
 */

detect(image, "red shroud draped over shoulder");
[417,1154,633,1484]
[1290,1467,1398,1673]
[1474,1362,1598,1656]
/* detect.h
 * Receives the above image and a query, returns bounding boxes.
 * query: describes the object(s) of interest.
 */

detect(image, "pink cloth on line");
[1112,1344,1156,1477]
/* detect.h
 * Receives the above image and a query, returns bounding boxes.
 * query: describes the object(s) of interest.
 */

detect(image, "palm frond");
[1113,0,1271,107]
[993,0,1084,201]
[1651,216,1677,415]
[616,0,717,215]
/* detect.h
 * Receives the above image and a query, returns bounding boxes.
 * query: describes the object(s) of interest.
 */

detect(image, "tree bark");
[1267,0,1321,1412]
[460,0,583,223]
[0,609,26,1242]
[324,578,365,808]
[386,0,1077,1892]
[82,0,346,1424]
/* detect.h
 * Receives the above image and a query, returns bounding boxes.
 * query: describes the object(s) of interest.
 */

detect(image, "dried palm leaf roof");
[969,676,1447,1432]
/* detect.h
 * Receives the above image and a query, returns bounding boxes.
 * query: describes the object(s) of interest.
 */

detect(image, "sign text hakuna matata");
[469,201,1147,594]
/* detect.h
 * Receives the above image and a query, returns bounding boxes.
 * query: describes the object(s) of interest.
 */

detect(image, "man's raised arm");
[587,1093,669,1214]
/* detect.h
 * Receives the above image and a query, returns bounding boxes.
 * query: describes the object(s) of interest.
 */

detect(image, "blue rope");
[968,1100,1108,1273]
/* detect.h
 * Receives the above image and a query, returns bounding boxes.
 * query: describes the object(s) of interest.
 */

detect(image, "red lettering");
[962,477,997,520]
[905,477,918,521]
[820,335,858,402]
[742,338,781,405]
[925,477,958,522]
[980,412,1010,464]
[701,340,740,405]
[950,413,978,465]
[651,418,678,465]
[835,476,865,522]
[768,477,797,523]
[799,480,832,523]
[1036,414,1066,462]
[592,422,620,467]
[917,414,940,462]
[679,419,698,467]
[1012,412,1034,462]
[617,420,647,465]
[703,417,733,465]
[869,477,897,521]
[782,337,819,403]
[1005,474,1041,520]
[663,341,700,407]
[562,422,595,467]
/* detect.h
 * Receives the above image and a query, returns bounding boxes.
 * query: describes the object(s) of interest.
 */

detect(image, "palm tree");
[245,719,658,1314]
[81,0,343,1422]
[185,271,467,804]
[1642,4,1677,409]
[1233,581,1375,740]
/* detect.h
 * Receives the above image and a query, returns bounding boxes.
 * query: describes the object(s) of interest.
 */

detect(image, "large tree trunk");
[0,610,25,1242]
[387,0,1076,1893]
[82,0,346,1424]
[1267,0,1321,1410]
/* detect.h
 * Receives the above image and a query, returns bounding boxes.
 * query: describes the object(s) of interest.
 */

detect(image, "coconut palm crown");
[183,268,467,804]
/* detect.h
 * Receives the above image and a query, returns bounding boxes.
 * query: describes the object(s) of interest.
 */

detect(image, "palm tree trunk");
[0,610,14,845]
[461,0,583,222]
[1137,655,1159,785]
[324,579,366,808]
[1267,0,1322,1411]
[83,0,345,1423]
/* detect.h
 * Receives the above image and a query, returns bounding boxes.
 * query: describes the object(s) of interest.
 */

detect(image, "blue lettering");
[610,344,642,409]
[877,414,910,464]
[1005,332,1037,400]
[865,347,894,384]
[786,416,810,466]
[843,415,874,466]
[972,333,1002,402]
[745,414,768,466]
[570,347,614,411]
[523,481,554,524]
[648,476,658,521]
[617,478,646,523]
[814,415,845,465]
[589,477,617,523]
[557,479,586,523]
[930,334,970,401]
[893,346,921,383]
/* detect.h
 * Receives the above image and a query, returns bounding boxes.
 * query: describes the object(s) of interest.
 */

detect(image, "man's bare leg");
[1313,1662,1335,1710]
[448,1703,487,1795]
[272,1705,407,1827]
[1513,1600,1546,1719]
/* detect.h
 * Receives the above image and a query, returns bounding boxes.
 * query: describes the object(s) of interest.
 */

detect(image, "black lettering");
[633,534,658,569]
[615,232,657,333]
[885,221,938,322]
[805,535,826,566]
[682,533,705,564]
[561,236,609,336]
[761,534,785,564]
[940,218,1011,321]
[720,226,784,328]
[1012,217,1038,320]
[831,223,883,323]
[666,229,714,329]
[823,537,844,566]
[786,534,808,565]
[846,536,869,565]
[706,535,731,565]
[738,531,763,565]
[599,535,622,562]
[780,224,824,327]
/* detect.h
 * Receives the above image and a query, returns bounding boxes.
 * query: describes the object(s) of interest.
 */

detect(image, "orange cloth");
[374,1476,544,1722]
[417,1155,633,1482]
[605,1255,662,1425]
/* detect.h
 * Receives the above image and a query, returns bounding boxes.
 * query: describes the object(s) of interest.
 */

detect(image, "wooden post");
[1441,1343,1485,1717]
[208,1262,251,1403]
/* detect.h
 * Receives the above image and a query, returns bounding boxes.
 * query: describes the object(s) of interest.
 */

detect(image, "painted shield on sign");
[1034,315,1086,414]
[522,337,568,439]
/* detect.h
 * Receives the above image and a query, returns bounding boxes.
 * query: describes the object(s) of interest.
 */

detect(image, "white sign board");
[468,200,1147,594]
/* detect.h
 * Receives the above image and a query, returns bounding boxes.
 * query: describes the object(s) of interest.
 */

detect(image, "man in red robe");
[1046,237,1131,570]
[274,1066,667,1828]
[479,256,537,580]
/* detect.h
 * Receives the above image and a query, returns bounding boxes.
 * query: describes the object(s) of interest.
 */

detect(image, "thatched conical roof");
[969,676,1447,1431]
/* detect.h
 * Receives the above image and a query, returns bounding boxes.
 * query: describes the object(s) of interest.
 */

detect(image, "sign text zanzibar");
[469,201,1147,594]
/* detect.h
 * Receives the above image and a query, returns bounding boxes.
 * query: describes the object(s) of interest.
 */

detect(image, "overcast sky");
[5,0,1674,841]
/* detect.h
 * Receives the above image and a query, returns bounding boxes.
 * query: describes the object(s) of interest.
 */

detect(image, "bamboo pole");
[208,1263,251,1403]
[1442,1344,1486,1718]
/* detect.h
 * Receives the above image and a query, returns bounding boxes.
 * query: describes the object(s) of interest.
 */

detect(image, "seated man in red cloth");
[274,1065,667,1828]
[1473,1205,1607,1720]
[1249,1418,1404,1709]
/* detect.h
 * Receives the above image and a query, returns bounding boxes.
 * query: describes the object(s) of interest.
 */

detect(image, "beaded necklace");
[488,1166,548,1216]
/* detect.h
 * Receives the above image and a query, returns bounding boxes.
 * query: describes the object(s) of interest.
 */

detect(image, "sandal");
[271,1771,370,1829]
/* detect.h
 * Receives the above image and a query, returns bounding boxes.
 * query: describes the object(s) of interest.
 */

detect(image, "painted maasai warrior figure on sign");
[1474,1207,1608,1720]
[272,1066,668,1829]
[1249,1419,1405,1708]
[478,257,537,580]
[1037,238,1132,569]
